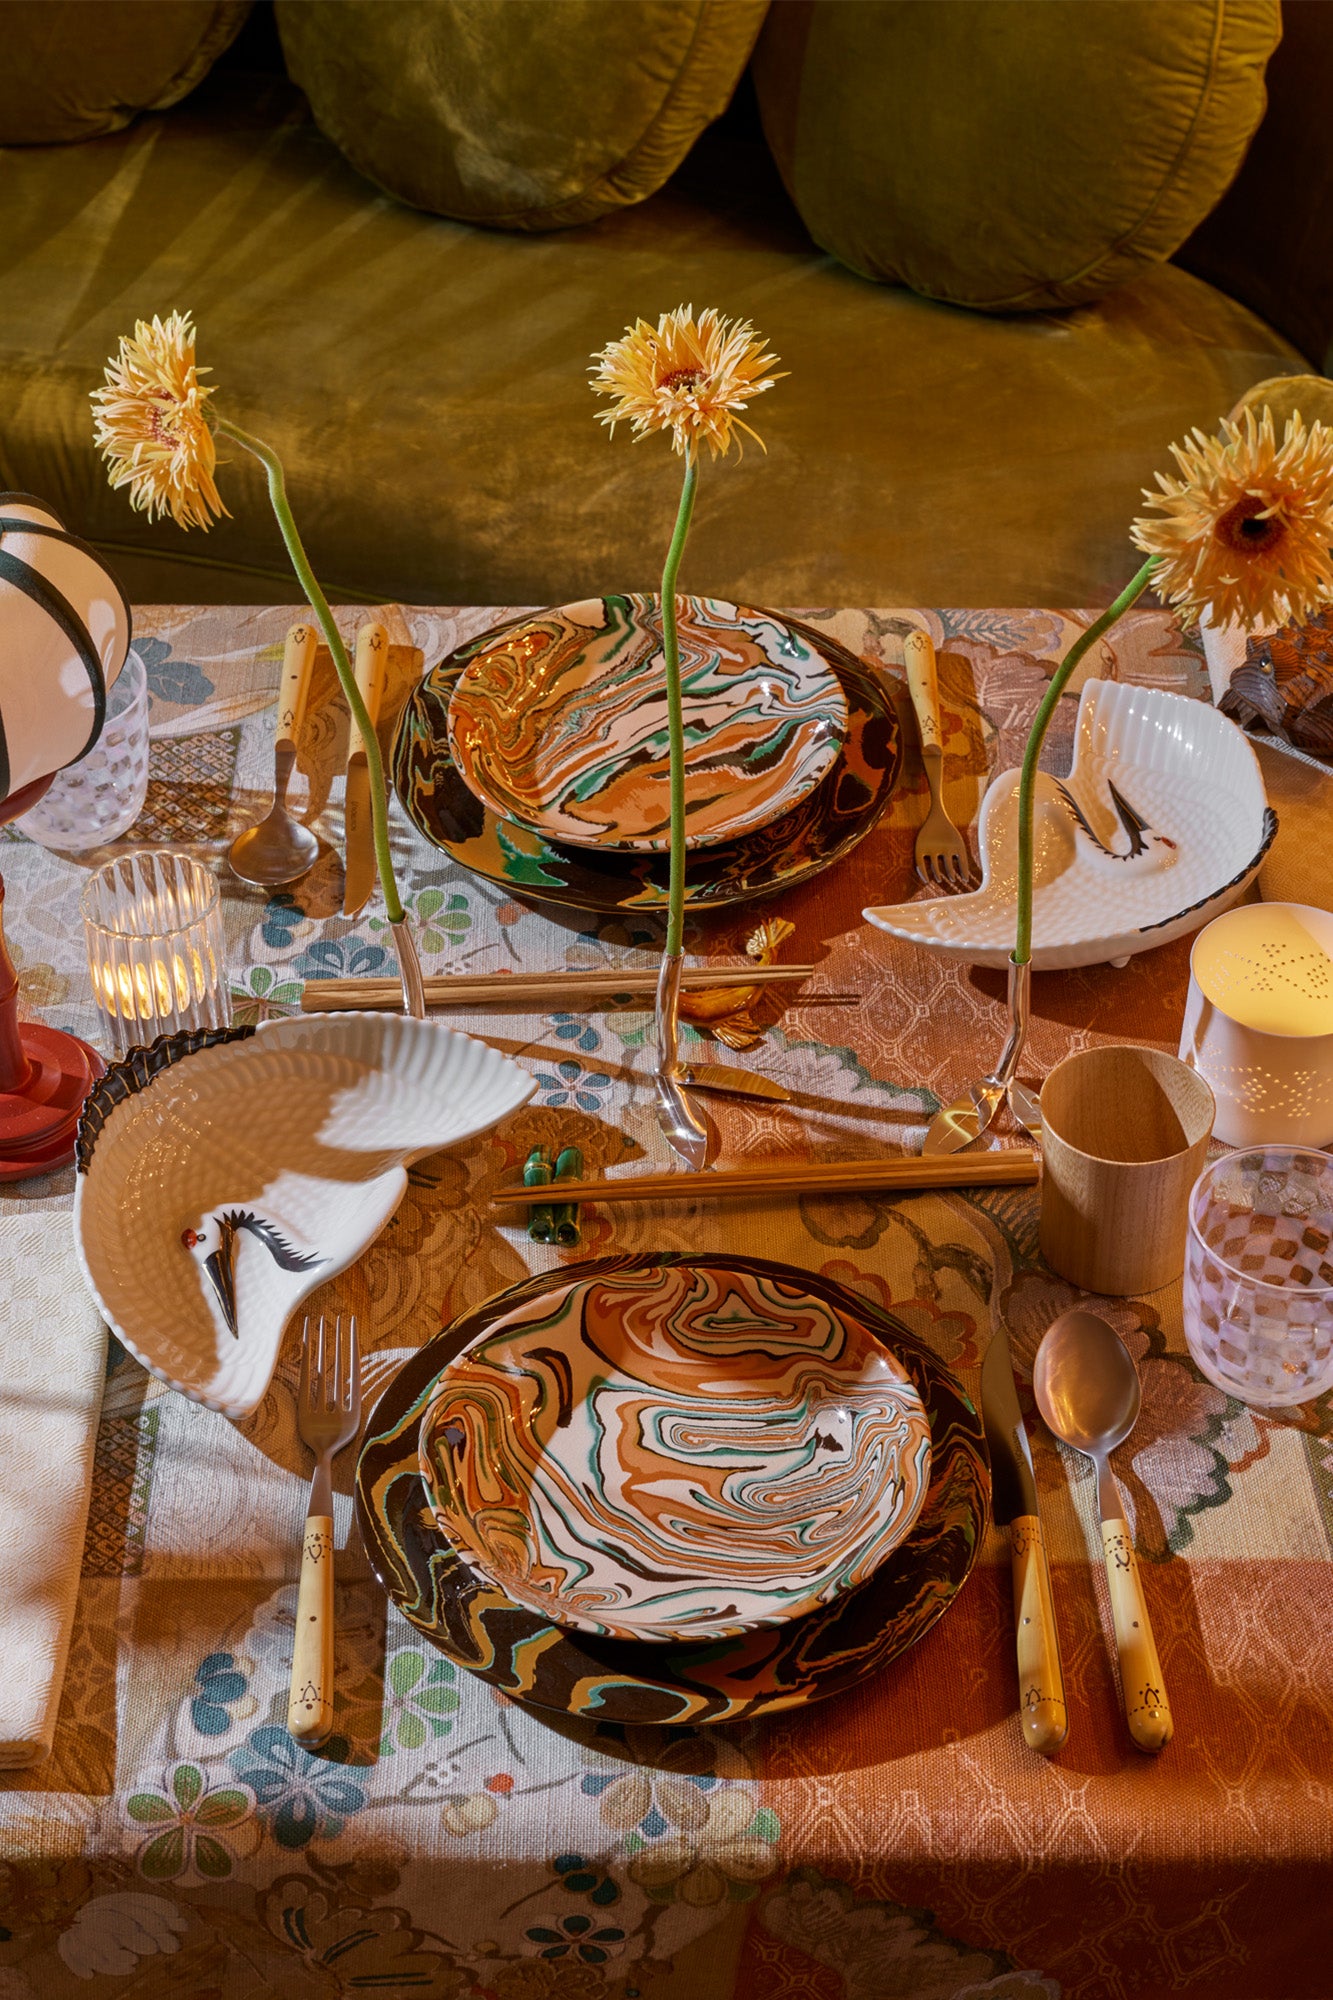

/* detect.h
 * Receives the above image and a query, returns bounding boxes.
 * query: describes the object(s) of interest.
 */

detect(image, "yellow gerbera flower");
[1132,407,1333,631]
[590,305,782,460]
[90,310,227,531]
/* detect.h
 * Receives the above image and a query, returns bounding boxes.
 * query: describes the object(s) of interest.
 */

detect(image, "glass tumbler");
[19,646,151,849]
[1183,1147,1333,1406]
[81,851,232,1056]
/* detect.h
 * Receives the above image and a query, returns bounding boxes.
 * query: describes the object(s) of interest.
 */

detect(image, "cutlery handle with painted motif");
[903,628,943,756]
[277,622,319,751]
[1102,1518,1171,1753]
[1009,1514,1068,1755]
[348,621,389,764]
[287,1509,334,1746]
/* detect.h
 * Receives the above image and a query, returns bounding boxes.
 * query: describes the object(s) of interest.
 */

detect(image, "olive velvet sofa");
[0,0,1327,611]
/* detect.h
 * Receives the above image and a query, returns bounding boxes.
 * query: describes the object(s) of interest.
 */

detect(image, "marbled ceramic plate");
[418,1261,932,1642]
[393,615,900,913]
[355,1254,989,1724]
[445,595,847,851]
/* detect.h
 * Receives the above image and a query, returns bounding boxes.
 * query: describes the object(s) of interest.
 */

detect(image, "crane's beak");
[201,1236,239,1338]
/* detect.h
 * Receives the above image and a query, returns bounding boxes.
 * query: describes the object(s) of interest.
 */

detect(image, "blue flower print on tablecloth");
[524,1912,627,1965]
[124,1762,259,1883]
[190,1653,249,1737]
[551,1851,620,1906]
[173,1651,260,1757]
[291,937,391,984]
[260,893,307,953]
[534,1058,613,1112]
[133,636,216,711]
[550,1012,602,1055]
[230,1725,367,1849]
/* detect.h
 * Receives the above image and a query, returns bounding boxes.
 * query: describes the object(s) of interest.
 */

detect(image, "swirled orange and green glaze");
[355,1254,989,1725]
[391,613,901,914]
[418,1262,932,1642]
[445,596,847,851]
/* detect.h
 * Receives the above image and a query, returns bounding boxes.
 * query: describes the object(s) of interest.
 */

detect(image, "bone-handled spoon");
[1033,1308,1172,1754]
[228,621,320,887]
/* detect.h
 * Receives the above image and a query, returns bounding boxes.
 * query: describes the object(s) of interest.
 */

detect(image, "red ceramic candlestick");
[0,776,106,1180]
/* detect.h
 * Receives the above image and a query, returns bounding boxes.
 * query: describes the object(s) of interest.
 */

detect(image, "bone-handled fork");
[288,1313,361,1748]
[905,628,973,891]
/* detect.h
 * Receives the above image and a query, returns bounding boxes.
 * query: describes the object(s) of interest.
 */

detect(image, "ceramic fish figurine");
[679,916,797,1052]
[181,1208,325,1338]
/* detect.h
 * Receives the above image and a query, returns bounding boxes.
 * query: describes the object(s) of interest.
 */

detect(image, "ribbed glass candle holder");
[81,851,231,1055]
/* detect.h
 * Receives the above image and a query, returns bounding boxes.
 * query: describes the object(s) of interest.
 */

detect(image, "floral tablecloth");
[2,604,1331,2000]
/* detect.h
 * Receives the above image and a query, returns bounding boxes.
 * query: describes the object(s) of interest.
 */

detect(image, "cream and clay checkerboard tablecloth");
[1,603,1331,2000]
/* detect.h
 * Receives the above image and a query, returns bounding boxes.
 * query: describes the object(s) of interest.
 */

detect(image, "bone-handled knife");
[342,622,389,918]
[981,1324,1068,1755]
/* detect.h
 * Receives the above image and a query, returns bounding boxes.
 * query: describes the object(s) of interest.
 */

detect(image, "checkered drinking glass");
[1184,1147,1333,1407]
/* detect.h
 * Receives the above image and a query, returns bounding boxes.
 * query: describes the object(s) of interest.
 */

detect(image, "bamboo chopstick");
[491,1150,1039,1208]
[300,964,819,1012]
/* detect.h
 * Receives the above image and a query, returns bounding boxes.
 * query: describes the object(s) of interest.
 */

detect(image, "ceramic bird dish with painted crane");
[72,1013,535,1419]
[865,680,1276,971]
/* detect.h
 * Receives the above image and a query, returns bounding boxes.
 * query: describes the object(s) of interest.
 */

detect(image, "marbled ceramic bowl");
[445,594,848,851]
[419,1259,932,1642]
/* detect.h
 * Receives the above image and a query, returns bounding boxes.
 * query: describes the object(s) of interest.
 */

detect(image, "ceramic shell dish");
[73,1014,535,1419]
[357,1254,989,1725]
[446,595,848,851]
[394,614,901,914]
[419,1261,932,1642]
[865,680,1276,970]
[0,493,130,802]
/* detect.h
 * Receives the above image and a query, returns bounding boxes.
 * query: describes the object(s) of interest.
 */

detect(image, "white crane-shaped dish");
[73,1013,535,1419]
[865,680,1276,971]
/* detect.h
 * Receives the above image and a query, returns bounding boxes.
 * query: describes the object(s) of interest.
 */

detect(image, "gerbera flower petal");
[1132,406,1333,631]
[91,310,228,531]
[589,305,783,459]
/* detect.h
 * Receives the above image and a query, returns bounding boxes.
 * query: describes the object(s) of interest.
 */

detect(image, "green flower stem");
[660,454,699,961]
[1014,557,1157,965]
[216,416,405,926]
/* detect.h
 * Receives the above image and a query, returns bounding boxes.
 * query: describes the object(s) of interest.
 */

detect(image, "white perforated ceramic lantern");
[0,493,130,804]
[1179,903,1333,1147]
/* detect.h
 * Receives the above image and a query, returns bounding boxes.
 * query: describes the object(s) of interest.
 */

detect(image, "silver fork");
[905,629,973,891]
[288,1313,361,1748]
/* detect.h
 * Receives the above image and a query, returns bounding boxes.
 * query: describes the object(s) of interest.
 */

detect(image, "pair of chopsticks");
[491,1149,1038,1210]
[301,964,819,1012]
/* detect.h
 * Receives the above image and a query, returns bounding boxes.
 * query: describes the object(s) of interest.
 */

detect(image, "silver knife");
[981,1325,1068,1755]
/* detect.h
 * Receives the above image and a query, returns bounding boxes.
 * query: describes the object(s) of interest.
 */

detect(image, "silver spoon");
[228,623,321,888]
[1033,1308,1172,1754]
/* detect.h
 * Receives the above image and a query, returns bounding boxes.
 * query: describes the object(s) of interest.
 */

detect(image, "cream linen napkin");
[0,1210,107,1768]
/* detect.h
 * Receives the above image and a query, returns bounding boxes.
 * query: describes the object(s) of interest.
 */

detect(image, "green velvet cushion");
[275,0,769,228]
[0,72,1304,611]
[0,0,251,145]
[753,0,1280,311]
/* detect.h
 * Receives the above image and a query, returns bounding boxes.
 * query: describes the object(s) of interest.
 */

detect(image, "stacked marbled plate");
[355,1254,989,1723]
[393,598,903,912]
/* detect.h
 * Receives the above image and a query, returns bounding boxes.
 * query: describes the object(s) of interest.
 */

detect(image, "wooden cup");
[1039,1046,1215,1295]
